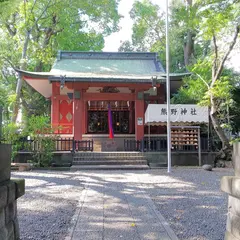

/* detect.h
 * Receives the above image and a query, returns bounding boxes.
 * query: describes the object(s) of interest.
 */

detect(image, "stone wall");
[15,151,216,167]
[0,144,25,240]
[146,152,216,167]
[0,179,25,240]
[221,142,240,240]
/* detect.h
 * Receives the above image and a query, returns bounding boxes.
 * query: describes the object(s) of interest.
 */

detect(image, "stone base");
[0,179,25,240]
[101,140,117,152]
[0,144,11,182]
[221,176,240,240]
[225,231,240,240]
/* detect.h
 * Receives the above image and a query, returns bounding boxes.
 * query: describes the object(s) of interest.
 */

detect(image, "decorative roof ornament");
[98,86,120,93]
[60,75,66,89]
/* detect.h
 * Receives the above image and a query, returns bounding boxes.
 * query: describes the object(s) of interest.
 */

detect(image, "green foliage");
[0,0,121,122]
[2,122,22,143]
[26,115,56,167]
[0,0,20,17]
[172,59,211,104]
[119,0,165,53]
[231,86,240,135]
[130,0,165,51]
[2,122,25,160]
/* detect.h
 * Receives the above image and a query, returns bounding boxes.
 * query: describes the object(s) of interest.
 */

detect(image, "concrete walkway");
[66,172,178,240]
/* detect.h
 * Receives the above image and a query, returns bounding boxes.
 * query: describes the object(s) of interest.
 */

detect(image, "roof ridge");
[57,50,158,60]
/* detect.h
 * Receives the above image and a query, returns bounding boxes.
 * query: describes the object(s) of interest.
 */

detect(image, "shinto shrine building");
[17,51,188,151]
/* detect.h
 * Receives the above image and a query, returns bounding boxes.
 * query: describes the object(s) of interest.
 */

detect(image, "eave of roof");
[16,69,191,83]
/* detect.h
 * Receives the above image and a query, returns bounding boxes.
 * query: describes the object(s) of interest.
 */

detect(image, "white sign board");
[145,104,209,124]
[137,117,143,125]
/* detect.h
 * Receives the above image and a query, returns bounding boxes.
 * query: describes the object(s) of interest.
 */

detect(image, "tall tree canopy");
[173,0,240,157]
[0,0,121,122]
[120,0,240,157]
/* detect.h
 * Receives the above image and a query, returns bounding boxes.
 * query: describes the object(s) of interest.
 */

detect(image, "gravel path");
[11,171,85,240]
[139,168,234,240]
[12,168,234,240]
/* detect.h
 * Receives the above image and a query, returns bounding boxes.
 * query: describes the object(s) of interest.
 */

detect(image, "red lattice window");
[59,100,73,134]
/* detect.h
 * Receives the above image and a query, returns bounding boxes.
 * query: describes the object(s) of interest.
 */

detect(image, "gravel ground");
[12,168,234,240]
[11,171,85,240]
[139,168,234,240]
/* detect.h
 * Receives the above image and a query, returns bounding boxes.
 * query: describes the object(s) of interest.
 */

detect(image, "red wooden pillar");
[135,90,145,140]
[51,82,60,132]
[85,101,88,133]
[82,100,87,134]
[73,89,83,140]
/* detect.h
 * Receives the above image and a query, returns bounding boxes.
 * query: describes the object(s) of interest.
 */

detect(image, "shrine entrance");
[87,101,131,134]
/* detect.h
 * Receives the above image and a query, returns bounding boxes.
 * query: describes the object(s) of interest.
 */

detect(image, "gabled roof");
[51,51,165,76]
[16,51,191,98]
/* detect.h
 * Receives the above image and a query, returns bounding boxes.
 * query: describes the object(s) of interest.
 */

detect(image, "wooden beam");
[83,92,135,101]
[55,95,69,100]
[66,82,153,90]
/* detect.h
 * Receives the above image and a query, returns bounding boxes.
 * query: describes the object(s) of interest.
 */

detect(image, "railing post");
[198,128,202,166]
[72,138,75,152]
[141,139,144,152]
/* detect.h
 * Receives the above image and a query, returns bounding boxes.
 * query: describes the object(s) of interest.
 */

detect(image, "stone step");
[149,163,167,168]
[73,156,146,160]
[71,165,149,170]
[72,160,148,165]
[74,152,143,157]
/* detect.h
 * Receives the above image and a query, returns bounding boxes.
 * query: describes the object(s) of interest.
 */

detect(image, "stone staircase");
[71,152,149,170]
[93,141,102,152]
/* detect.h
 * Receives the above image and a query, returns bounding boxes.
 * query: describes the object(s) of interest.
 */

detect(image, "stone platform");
[66,173,178,240]
[221,142,240,240]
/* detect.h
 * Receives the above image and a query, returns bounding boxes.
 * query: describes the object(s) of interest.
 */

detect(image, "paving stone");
[135,222,166,233]
[130,206,156,216]
[104,204,129,211]
[133,214,160,224]
[72,230,103,240]
[79,215,103,222]
[104,231,140,240]
[104,222,140,240]
[139,231,172,240]
[75,221,103,232]
[68,172,178,240]
[81,207,104,215]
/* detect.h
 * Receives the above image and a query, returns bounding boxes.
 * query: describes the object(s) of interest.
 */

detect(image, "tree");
[118,0,165,52]
[172,0,240,158]
[119,0,205,72]
[195,0,239,150]
[118,40,136,52]
[0,0,121,122]
[0,0,19,17]
[124,0,240,158]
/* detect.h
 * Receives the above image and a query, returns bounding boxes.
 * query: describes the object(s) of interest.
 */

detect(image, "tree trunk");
[210,94,232,163]
[184,31,194,66]
[183,0,194,66]
[210,95,230,148]
[11,31,30,123]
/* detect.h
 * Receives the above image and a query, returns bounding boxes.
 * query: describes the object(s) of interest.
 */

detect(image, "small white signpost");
[145,104,209,124]
[145,104,209,167]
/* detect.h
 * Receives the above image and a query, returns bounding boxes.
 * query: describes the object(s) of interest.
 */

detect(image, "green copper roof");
[16,51,191,83]
[50,51,165,76]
